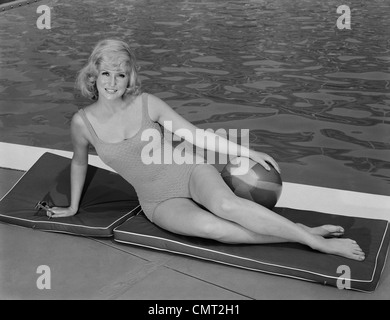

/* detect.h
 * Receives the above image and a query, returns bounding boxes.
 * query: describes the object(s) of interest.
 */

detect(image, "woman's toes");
[353,249,363,255]
[333,225,343,232]
[357,254,365,261]
[354,248,365,259]
[323,225,345,237]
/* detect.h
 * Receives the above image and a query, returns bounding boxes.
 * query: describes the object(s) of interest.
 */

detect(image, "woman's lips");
[105,88,118,94]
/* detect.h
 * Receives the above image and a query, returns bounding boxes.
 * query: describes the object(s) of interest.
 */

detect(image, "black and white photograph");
[0,0,389,302]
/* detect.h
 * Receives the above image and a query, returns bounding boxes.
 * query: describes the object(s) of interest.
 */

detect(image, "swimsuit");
[78,93,200,222]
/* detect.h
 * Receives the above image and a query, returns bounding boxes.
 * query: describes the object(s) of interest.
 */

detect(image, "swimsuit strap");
[141,92,153,125]
[78,108,100,143]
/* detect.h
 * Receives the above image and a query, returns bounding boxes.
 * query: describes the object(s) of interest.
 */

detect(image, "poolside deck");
[1,165,389,300]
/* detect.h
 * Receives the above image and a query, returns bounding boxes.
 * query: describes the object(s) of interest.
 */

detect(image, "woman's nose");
[109,75,116,86]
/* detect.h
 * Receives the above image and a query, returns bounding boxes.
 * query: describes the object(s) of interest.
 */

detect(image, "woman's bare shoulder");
[145,93,173,122]
[71,104,95,133]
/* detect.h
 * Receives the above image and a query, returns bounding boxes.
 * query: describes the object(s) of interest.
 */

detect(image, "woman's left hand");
[249,150,281,174]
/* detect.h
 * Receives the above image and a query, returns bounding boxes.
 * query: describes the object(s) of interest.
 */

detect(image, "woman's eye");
[102,72,109,76]
[119,74,126,78]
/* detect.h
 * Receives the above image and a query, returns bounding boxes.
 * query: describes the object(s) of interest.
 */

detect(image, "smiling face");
[96,64,130,101]
[76,39,141,101]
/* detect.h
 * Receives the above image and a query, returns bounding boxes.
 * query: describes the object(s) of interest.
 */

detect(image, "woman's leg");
[153,198,291,244]
[188,164,365,261]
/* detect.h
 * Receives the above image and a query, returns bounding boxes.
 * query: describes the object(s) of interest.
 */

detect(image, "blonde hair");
[76,39,141,100]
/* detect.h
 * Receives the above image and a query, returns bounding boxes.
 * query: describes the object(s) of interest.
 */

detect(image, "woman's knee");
[210,193,243,219]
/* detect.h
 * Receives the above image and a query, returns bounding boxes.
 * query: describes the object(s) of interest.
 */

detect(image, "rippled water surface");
[1,0,389,195]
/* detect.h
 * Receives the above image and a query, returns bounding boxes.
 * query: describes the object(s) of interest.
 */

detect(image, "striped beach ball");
[221,157,283,210]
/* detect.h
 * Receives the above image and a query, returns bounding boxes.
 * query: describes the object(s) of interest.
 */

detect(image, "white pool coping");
[1,142,389,221]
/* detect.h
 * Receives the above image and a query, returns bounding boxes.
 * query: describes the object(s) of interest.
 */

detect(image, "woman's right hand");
[47,206,78,218]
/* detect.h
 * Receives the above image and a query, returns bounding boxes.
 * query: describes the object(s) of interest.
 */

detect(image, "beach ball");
[221,157,283,209]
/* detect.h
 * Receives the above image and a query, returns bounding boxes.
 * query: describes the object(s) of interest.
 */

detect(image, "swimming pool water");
[0,0,389,196]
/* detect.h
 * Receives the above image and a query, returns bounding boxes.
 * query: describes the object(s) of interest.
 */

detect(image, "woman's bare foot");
[311,236,365,261]
[297,223,344,238]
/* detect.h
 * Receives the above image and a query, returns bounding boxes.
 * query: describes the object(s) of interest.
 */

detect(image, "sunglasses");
[35,201,53,219]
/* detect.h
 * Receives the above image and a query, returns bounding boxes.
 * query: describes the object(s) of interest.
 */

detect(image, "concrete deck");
[1,167,389,300]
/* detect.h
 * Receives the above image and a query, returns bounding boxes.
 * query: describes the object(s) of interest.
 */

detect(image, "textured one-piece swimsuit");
[78,93,200,222]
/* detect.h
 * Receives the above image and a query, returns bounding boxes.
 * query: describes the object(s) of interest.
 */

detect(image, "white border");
[1,142,389,221]
[0,142,114,172]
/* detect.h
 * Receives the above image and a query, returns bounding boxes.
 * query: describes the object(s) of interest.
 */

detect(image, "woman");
[49,39,365,261]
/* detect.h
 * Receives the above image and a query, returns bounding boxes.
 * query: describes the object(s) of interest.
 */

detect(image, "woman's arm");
[49,113,90,217]
[148,94,280,172]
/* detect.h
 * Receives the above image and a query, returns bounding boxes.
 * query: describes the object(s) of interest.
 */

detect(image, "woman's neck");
[97,95,134,115]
